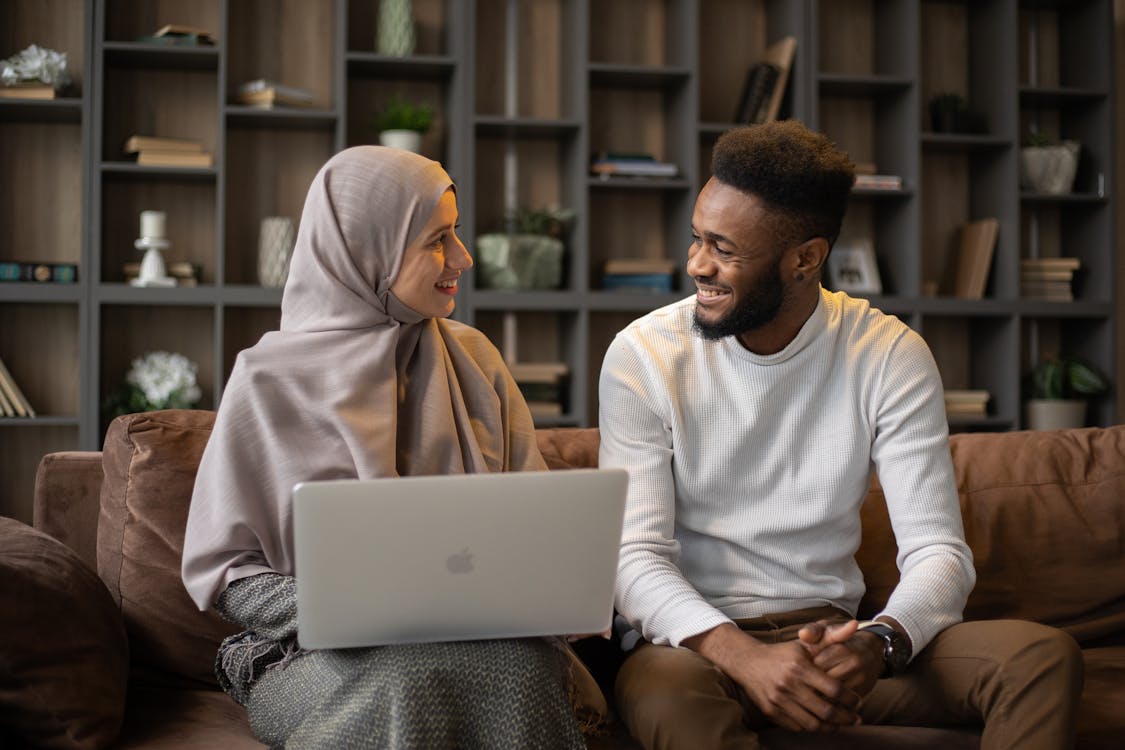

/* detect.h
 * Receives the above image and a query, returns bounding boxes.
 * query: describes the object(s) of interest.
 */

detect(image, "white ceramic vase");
[379,129,423,153]
[1025,399,1086,430]
[258,216,296,288]
[1019,141,1080,195]
[376,0,415,56]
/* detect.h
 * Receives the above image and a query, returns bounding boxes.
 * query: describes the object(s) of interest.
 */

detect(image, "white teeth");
[436,280,457,288]
[697,288,726,298]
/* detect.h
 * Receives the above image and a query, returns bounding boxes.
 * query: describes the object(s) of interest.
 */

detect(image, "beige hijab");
[182,146,545,610]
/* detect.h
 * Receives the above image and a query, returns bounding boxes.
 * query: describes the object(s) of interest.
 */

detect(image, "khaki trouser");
[615,607,1084,750]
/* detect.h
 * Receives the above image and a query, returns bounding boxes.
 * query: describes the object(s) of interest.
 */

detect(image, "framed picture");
[827,238,882,294]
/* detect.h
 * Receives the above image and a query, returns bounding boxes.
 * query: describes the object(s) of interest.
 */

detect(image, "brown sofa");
[3,409,1124,749]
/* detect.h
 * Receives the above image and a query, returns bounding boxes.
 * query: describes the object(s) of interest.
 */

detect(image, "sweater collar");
[724,287,830,365]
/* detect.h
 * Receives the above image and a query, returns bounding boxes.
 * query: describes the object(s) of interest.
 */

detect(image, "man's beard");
[692,261,786,340]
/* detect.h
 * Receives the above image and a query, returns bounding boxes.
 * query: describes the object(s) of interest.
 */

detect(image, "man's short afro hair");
[711,121,855,248]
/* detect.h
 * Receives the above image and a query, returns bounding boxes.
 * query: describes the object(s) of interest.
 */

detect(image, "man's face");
[688,178,790,341]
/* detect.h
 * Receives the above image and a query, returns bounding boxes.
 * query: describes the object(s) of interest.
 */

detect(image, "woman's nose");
[448,235,473,270]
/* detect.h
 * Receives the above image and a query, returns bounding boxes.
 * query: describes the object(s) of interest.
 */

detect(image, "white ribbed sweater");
[599,289,975,653]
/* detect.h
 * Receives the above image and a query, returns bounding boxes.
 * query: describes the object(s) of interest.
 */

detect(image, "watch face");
[860,623,911,676]
[884,630,911,674]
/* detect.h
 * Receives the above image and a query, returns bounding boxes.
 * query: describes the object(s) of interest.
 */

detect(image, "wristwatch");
[856,621,911,678]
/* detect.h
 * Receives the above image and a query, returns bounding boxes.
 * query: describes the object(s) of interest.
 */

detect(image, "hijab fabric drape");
[182,146,545,610]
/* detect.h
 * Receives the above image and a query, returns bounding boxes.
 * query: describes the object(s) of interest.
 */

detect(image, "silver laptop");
[292,468,628,649]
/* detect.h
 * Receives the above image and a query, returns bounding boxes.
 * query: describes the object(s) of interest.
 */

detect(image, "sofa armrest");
[33,451,104,572]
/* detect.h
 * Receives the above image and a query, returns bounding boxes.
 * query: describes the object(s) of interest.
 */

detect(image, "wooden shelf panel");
[101,162,218,179]
[589,63,692,89]
[1018,86,1107,107]
[1019,191,1107,204]
[921,133,1013,152]
[346,53,456,79]
[0,98,83,124]
[0,303,81,416]
[0,284,81,303]
[1,121,83,266]
[817,73,913,97]
[103,42,220,70]
[589,176,692,191]
[0,425,79,523]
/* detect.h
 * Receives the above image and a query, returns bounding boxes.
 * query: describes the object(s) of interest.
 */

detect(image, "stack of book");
[602,258,676,293]
[1021,257,1080,302]
[590,152,678,179]
[235,79,314,109]
[944,389,989,418]
[0,356,35,418]
[508,362,568,418]
[854,173,903,191]
[137,24,216,46]
[123,261,201,287]
[0,83,58,100]
[124,135,213,168]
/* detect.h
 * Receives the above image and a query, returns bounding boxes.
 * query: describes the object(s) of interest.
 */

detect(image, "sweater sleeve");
[869,330,976,656]
[599,333,734,647]
[214,571,299,641]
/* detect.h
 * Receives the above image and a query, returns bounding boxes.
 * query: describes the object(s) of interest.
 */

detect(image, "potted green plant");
[928,92,968,134]
[1024,355,1109,430]
[1020,131,1080,195]
[475,206,575,291]
[371,95,433,153]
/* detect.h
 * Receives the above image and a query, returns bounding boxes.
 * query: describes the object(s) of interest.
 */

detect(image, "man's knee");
[991,620,1082,674]
[616,645,732,720]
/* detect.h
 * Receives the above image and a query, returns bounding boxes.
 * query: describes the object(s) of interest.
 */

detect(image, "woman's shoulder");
[438,318,498,352]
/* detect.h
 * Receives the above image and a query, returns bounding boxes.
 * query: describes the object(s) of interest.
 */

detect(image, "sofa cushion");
[98,409,237,688]
[1077,646,1125,750]
[0,517,129,750]
[858,426,1125,644]
[536,427,600,470]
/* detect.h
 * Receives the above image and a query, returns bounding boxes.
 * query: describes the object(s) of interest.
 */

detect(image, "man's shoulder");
[827,289,919,346]
[616,296,696,344]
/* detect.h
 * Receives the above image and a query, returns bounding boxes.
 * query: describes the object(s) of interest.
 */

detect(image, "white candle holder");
[131,210,176,288]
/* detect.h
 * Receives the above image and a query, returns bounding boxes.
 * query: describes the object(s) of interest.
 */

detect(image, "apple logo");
[445,547,474,574]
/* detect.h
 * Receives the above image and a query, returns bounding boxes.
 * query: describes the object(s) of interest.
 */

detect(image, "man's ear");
[791,237,830,280]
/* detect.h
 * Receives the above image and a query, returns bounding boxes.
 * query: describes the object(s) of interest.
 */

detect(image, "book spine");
[0,261,79,283]
[0,357,33,417]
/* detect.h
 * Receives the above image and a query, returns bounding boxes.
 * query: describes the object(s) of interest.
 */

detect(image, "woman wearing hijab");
[182,146,591,748]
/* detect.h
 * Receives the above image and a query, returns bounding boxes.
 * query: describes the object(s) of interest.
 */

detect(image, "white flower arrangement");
[0,44,71,89]
[104,351,202,418]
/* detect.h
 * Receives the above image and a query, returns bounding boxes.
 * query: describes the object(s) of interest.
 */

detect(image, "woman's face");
[390,189,471,318]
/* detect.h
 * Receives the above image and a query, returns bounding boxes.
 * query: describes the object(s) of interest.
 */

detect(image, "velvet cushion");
[97,409,238,688]
[0,516,129,750]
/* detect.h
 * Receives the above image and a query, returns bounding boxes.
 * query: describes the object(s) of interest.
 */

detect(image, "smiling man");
[598,121,1083,750]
